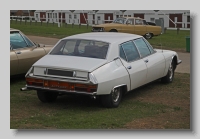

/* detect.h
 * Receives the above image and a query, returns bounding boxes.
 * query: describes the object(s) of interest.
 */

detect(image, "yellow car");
[92,17,162,39]
[10,28,53,76]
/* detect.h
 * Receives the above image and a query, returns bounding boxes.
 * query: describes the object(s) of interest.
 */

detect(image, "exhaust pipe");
[90,96,96,100]
[20,87,30,91]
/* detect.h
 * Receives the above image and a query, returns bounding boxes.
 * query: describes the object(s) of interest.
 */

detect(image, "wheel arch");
[112,84,128,95]
[109,29,118,32]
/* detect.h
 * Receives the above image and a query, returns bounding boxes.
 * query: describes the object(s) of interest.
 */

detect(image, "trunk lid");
[33,55,107,72]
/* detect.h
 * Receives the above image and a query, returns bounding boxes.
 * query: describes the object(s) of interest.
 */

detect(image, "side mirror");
[34,42,40,47]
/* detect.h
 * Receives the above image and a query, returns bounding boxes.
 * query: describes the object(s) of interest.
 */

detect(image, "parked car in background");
[147,22,157,26]
[21,32,181,108]
[10,28,54,76]
[92,17,162,39]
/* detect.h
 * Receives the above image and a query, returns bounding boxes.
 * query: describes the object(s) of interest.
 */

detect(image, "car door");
[10,31,46,75]
[119,41,147,90]
[133,38,165,84]
[121,19,135,34]
[10,46,19,76]
[134,19,146,35]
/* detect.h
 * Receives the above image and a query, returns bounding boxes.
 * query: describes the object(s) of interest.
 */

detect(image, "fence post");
[177,27,180,34]
[25,19,26,25]
[87,23,88,29]
[79,23,81,28]
[41,20,42,26]
[47,21,48,26]
[35,20,37,25]
[20,18,22,24]
[15,18,17,24]
[65,23,67,28]
[72,23,74,28]
[53,22,54,26]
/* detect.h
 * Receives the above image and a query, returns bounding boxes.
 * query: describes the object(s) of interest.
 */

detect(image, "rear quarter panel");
[92,59,130,95]
[146,26,162,35]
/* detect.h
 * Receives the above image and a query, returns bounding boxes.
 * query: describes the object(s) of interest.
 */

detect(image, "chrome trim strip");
[112,84,127,92]
[26,85,97,96]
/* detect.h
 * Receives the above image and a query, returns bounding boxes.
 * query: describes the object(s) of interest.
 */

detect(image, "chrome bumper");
[177,60,182,65]
[21,85,97,96]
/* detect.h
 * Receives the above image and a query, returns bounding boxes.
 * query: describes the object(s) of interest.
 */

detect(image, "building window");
[187,16,190,22]
[69,15,72,19]
[74,14,77,19]
[128,15,131,17]
[97,16,100,20]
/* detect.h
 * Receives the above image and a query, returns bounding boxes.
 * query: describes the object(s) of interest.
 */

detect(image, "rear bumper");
[21,85,97,96]
[177,60,182,65]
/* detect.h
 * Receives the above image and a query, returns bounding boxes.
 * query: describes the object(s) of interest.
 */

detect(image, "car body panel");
[92,59,130,95]
[10,50,19,75]
[120,58,147,90]
[33,55,107,72]
[143,52,166,84]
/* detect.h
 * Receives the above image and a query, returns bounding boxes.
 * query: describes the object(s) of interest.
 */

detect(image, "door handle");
[144,59,149,63]
[127,66,132,69]
[16,51,21,54]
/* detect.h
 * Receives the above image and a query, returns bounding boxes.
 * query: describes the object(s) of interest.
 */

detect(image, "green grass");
[10,73,190,129]
[10,20,92,39]
[148,30,190,51]
[10,20,190,51]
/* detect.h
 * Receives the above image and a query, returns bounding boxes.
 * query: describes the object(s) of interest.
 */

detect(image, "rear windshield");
[50,39,109,59]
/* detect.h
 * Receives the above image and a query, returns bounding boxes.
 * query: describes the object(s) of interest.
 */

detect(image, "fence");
[10,16,113,26]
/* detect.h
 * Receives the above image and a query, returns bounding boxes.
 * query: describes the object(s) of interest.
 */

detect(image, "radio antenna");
[160,35,163,53]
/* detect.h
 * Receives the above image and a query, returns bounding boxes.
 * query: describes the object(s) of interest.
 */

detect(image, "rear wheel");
[144,33,153,39]
[109,29,118,32]
[101,87,122,108]
[161,60,175,83]
[37,90,58,103]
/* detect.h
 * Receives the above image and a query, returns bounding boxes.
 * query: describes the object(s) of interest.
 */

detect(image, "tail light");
[26,77,97,93]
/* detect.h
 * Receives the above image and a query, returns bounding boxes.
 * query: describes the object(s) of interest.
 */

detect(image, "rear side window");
[133,38,151,57]
[120,41,140,62]
[50,39,109,59]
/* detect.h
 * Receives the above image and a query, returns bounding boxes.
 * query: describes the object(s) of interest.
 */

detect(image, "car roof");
[62,32,142,44]
[10,28,20,32]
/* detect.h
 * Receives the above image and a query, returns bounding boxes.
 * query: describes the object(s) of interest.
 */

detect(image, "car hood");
[33,55,107,72]
[93,23,122,28]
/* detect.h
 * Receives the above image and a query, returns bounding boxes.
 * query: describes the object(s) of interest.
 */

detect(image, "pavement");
[27,35,190,74]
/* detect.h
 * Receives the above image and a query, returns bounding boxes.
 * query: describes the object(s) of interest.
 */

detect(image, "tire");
[101,87,122,108]
[144,33,152,39]
[161,60,175,83]
[109,29,117,32]
[37,90,58,103]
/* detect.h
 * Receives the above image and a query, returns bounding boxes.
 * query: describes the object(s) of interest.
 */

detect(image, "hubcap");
[169,63,173,80]
[112,88,120,103]
[146,33,151,39]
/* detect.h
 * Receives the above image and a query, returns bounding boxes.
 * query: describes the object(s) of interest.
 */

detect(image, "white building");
[123,10,190,28]
[33,10,190,28]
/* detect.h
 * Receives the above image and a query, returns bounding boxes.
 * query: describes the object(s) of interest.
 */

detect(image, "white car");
[21,32,182,108]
